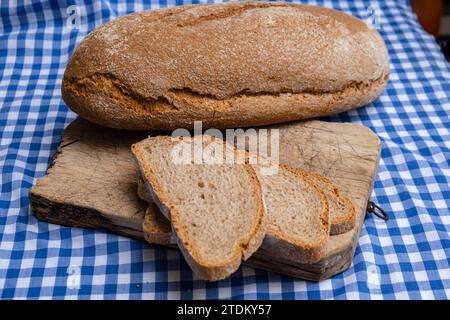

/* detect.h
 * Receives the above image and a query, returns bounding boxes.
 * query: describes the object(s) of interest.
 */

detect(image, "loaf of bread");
[62,2,389,130]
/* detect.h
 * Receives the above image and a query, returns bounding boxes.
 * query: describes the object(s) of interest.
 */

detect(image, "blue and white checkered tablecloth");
[0,0,449,300]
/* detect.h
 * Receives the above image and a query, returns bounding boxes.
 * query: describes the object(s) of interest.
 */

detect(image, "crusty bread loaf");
[132,136,266,281]
[62,2,389,130]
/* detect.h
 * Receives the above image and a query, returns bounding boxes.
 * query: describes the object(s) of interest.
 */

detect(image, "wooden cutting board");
[29,118,381,281]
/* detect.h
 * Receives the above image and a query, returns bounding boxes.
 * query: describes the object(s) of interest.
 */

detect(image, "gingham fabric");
[0,0,449,300]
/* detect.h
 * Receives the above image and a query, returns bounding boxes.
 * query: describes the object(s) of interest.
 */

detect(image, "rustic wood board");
[29,118,381,281]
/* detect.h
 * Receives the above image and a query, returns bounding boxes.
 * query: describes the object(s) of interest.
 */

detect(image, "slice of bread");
[138,148,331,264]
[138,170,355,237]
[143,203,174,245]
[137,177,153,203]
[305,172,355,235]
[132,136,266,281]
[254,164,329,263]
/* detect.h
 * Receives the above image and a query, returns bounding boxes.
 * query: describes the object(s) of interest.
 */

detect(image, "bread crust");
[132,136,266,281]
[62,2,390,130]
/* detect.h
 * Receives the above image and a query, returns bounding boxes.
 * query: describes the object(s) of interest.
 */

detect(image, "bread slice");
[131,136,266,281]
[137,176,153,203]
[139,154,330,264]
[306,172,355,235]
[139,170,354,237]
[143,203,174,245]
[254,164,329,263]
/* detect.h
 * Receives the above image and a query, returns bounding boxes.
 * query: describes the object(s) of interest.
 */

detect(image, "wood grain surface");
[29,118,381,281]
